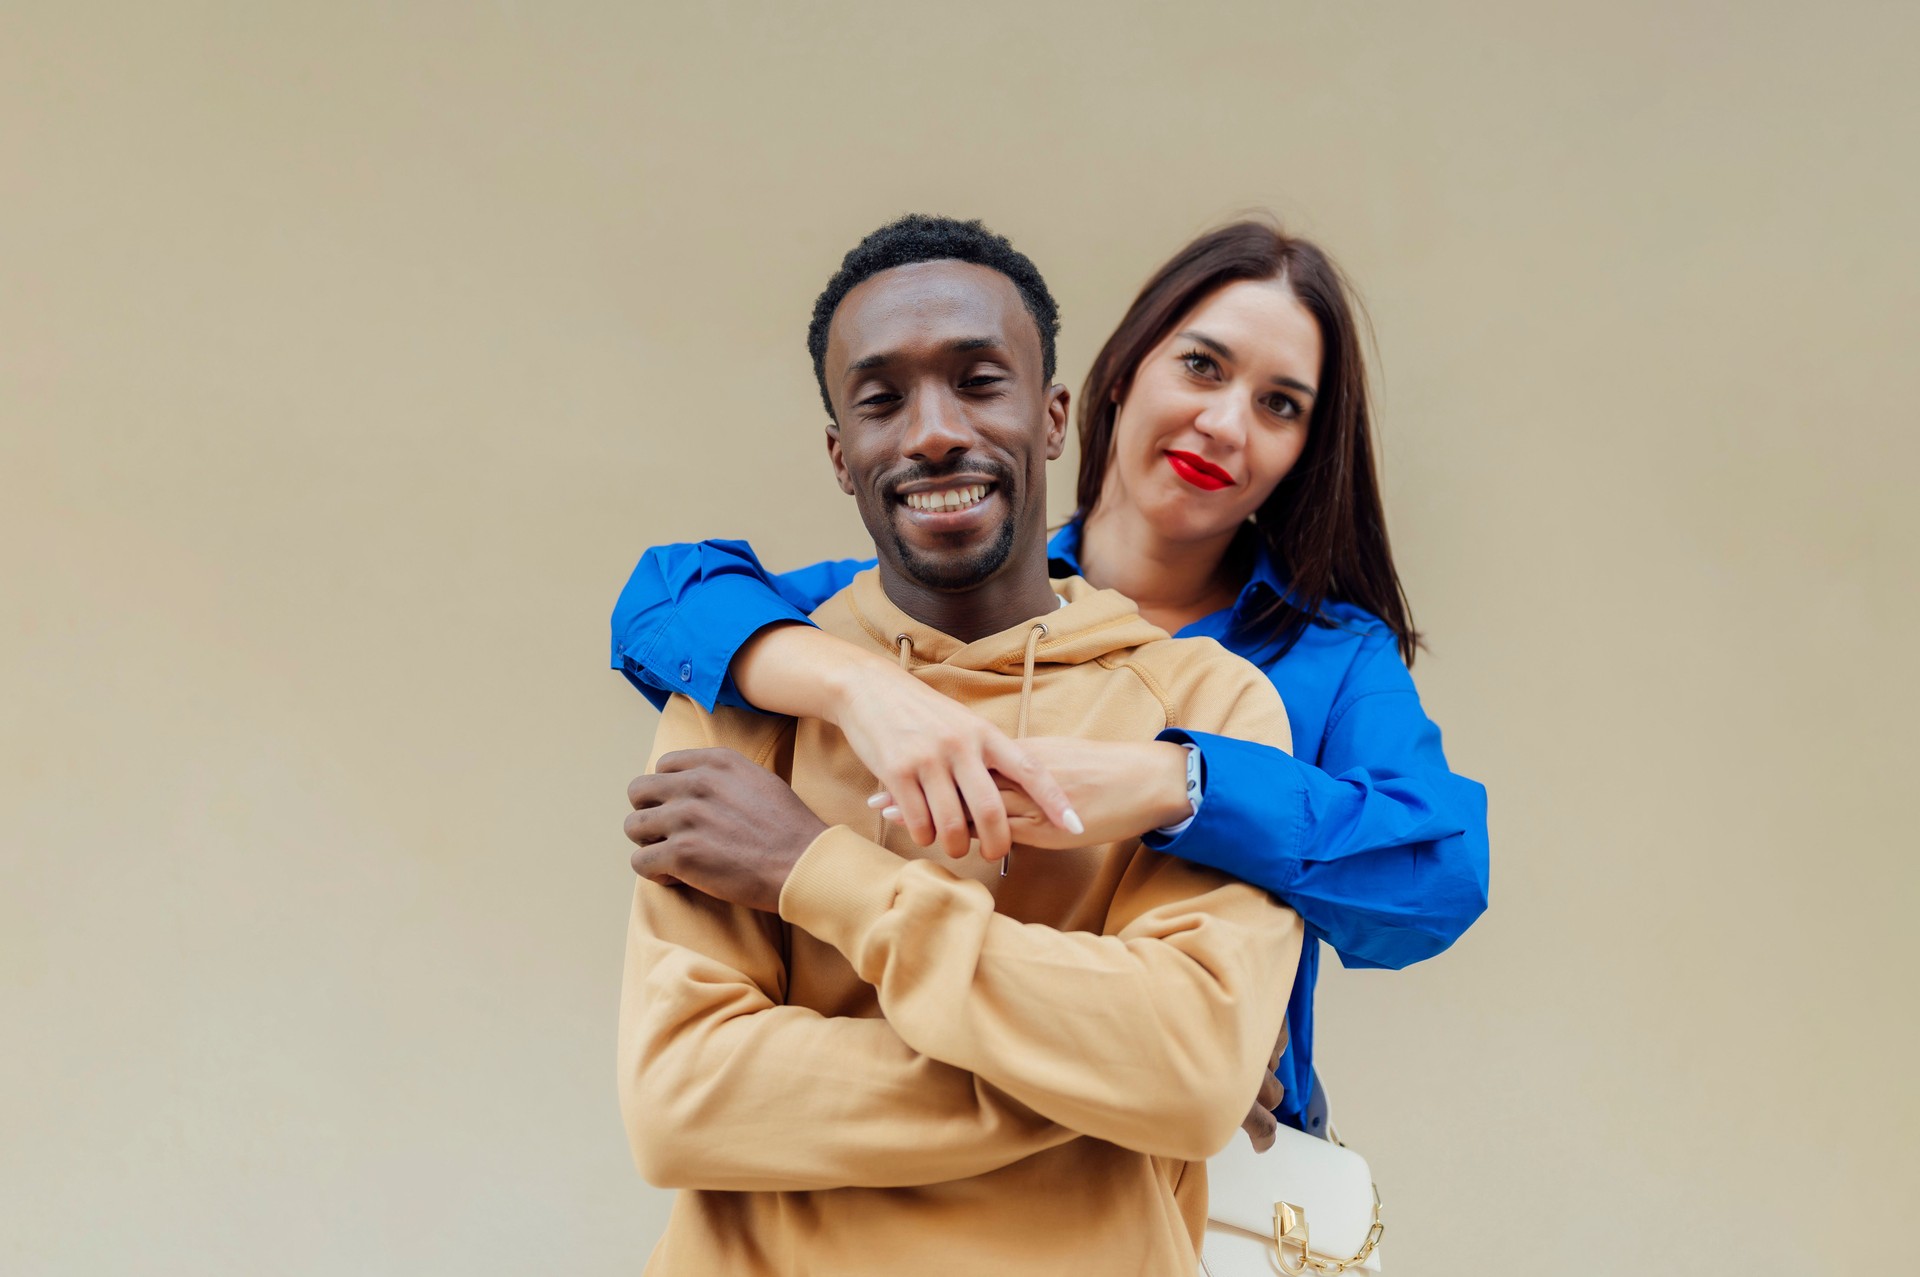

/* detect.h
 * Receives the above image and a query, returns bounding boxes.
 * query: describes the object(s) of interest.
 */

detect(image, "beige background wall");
[4,3,1914,1272]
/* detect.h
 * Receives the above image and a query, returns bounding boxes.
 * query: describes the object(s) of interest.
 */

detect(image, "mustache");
[884,457,1015,494]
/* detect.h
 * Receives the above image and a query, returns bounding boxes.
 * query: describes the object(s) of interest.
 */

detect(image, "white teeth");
[905,484,989,512]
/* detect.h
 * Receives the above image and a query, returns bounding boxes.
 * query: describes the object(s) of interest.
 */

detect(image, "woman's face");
[1103,279,1322,546]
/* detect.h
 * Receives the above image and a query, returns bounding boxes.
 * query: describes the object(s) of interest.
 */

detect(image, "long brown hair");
[1075,220,1421,665]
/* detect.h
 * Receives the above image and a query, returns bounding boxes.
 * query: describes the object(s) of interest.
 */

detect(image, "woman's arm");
[610,538,1077,859]
[984,632,1489,968]
[610,539,870,712]
[1153,632,1490,970]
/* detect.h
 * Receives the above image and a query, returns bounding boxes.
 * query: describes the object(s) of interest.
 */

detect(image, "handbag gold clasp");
[1270,1182,1383,1275]
[1273,1200,1310,1275]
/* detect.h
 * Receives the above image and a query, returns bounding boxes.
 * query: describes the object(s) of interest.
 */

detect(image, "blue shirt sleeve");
[1152,631,1490,971]
[609,539,874,713]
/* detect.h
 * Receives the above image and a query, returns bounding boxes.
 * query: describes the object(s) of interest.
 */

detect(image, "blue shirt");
[611,523,1490,1134]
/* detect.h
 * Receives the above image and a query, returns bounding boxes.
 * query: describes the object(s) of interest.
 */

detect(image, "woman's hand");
[731,622,1079,861]
[978,736,1195,850]
[834,664,1081,863]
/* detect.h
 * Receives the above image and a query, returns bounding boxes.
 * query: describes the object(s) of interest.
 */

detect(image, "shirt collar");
[1048,518,1295,625]
[1235,533,1291,619]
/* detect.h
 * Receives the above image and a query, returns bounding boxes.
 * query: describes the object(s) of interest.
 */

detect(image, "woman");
[610,220,1489,1138]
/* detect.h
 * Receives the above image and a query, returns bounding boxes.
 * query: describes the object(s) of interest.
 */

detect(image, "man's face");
[823,260,1068,592]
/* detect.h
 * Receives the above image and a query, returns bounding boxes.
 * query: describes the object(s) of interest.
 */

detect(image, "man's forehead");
[828,260,1033,368]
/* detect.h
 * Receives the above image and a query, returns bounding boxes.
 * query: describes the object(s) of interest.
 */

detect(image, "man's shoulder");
[1114,630,1267,689]
[651,694,797,774]
[803,570,877,643]
[1110,632,1290,747]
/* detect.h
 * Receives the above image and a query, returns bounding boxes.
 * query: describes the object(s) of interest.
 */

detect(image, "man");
[618,215,1302,1275]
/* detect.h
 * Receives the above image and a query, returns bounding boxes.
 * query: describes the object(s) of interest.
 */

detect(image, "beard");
[873,456,1021,592]
[887,510,1018,592]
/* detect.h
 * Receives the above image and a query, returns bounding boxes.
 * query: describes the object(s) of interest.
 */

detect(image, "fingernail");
[881,806,902,823]
[1063,809,1084,836]
[867,792,889,808]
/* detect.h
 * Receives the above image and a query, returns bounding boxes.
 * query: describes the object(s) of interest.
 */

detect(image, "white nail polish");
[867,793,889,808]
[1064,809,1085,836]
[882,806,902,822]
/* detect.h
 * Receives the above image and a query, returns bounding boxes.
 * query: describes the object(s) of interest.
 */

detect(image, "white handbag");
[1201,1122,1383,1275]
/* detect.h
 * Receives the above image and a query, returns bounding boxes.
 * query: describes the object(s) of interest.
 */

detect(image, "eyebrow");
[1177,329,1318,398]
[848,336,1006,375]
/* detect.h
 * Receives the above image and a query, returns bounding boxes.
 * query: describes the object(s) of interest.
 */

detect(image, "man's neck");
[876,557,1060,644]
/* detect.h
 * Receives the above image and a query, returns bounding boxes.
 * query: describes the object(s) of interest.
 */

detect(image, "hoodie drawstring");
[1004,622,1048,878]
[1015,623,1046,741]
[875,634,917,843]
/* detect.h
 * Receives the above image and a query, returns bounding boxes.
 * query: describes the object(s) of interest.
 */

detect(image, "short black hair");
[807,214,1061,418]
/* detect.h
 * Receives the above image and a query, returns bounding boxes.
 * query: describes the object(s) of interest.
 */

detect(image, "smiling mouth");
[1164,451,1235,491]
[897,480,997,515]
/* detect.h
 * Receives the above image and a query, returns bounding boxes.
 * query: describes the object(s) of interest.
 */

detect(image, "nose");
[901,383,974,465]
[1192,389,1251,452]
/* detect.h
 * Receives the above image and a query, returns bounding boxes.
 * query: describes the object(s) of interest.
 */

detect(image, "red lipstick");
[1165,451,1234,491]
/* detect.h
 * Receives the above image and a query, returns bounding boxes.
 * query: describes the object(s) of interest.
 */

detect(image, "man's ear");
[1044,384,1071,462]
[824,423,855,495]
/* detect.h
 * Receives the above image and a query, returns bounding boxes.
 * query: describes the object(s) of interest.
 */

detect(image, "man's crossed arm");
[617,698,1300,1191]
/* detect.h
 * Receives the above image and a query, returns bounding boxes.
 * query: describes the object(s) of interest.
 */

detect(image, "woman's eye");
[1265,394,1301,420]
[1180,350,1219,378]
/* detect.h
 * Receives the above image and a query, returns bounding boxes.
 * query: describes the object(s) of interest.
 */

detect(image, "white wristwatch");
[1152,742,1205,838]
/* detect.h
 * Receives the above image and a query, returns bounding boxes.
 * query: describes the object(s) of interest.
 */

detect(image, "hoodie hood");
[838,568,1170,675]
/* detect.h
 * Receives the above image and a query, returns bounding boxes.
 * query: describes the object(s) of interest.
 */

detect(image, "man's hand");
[1240,1027,1290,1152]
[623,748,828,913]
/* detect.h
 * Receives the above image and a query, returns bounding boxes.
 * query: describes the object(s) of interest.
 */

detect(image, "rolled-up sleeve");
[609,539,872,712]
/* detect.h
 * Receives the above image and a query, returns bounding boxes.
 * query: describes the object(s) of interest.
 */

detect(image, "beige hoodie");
[619,569,1303,1276]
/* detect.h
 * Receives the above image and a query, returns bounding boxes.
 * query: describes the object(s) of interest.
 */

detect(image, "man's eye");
[960,375,1003,389]
[858,392,900,409]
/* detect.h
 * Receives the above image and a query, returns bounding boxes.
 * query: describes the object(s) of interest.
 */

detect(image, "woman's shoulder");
[1261,597,1412,699]
[1240,537,1391,648]
[1311,596,1393,638]
[1251,592,1392,662]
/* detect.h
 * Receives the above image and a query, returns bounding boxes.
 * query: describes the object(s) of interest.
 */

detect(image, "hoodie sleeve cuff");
[778,825,904,957]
